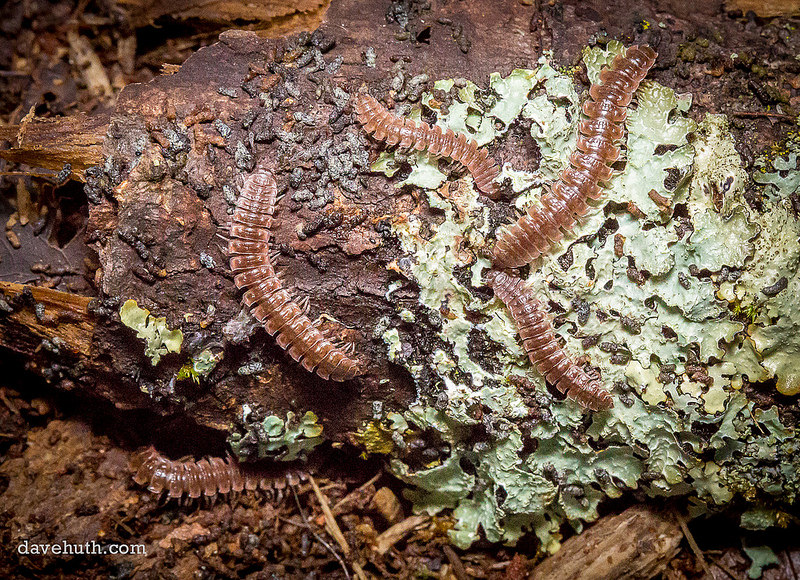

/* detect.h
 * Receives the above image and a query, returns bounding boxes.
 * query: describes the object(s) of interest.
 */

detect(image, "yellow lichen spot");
[353,421,396,456]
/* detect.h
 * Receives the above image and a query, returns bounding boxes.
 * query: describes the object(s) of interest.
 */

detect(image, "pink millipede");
[486,270,613,411]
[131,446,297,501]
[490,45,657,268]
[353,92,501,198]
[228,164,363,381]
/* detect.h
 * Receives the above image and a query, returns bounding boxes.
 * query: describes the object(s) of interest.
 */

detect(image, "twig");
[110,514,136,536]
[0,171,60,179]
[354,471,383,495]
[374,514,430,555]
[290,481,351,580]
[316,470,383,525]
[308,474,351,556]
[308,474,368,580]
[488,560,511,570]
[443,544,469,580]
[731,111,796,120]
[748,406,766,436]
[675,512,711,576]
[275,516,310,528]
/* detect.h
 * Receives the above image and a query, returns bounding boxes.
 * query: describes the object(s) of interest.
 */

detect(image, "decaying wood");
[0,281,93,357]
[724,0,800,17]
[0,112,107,179]
[67,32,114,100]
[530,505,682,580]
[9,0,548,441]
[1,0,797,448]
[116,0,331,36]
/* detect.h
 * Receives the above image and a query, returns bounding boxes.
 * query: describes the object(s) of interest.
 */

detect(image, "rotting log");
[1,0,548,443]
[0,0,794,447]
[529,505,683,580]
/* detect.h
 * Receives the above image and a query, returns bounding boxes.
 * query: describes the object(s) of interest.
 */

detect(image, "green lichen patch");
[229,408,324,462]
[718,149,800,396]
[367,46,800,552]
[120,299,183,366]
[743,544,780,579]
[177,348,222,383]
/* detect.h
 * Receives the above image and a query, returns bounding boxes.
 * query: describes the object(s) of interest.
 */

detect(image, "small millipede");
[228,164,363,381]
[486,270,613,411]
[131,446,297,501]
[490,45,657,268]
[353,92,501,198]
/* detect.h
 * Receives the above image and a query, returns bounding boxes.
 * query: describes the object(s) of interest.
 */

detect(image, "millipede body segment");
[131,447,292,501]
[490,45,657,268]
[353,92,501,198]
[486,270,613,411]
[228,165,362,381]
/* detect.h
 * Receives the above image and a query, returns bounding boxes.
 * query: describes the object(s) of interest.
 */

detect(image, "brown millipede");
[490,45,657,268]
[131,446,296,501]
[228,164,363,381]
[353,92,501,198]
[486,270,613,411]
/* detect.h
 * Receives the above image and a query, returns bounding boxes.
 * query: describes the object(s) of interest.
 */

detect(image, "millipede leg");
[297,296,311,314]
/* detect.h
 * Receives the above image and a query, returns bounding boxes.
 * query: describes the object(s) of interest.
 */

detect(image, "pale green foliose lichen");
[229,409,324,462]
[177,348,222,383]
[120,299,183,366]
[743,544,780,579]
[369,45,800,552]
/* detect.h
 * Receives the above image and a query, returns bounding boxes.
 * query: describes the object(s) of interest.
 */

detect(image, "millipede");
[486,270,613,411]
[228,163,363,381]
[352,92,501,198]
[490,45,657,268]
[131,446,297,501]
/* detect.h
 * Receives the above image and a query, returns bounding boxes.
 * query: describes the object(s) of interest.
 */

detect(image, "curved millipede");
[353,92,501,198]
[228,164,362,381]
[131,446,295,501]
[486,270,613,411]
[490,45,658,268]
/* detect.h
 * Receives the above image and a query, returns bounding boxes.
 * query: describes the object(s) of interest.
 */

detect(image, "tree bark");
[529,505,683,580]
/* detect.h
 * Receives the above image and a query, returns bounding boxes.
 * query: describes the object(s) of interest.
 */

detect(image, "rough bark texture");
[116,0,331,34]
[530,505,683,580]
[0,113,107,177]
[0,282,93,357]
